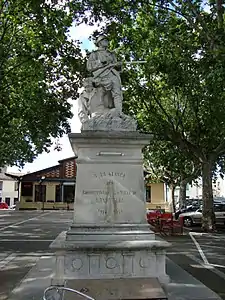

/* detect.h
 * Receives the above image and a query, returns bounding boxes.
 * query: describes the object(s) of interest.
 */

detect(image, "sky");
[7,22,97,174]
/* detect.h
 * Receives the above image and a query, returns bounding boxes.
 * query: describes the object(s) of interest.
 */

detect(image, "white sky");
[7,23,97,174]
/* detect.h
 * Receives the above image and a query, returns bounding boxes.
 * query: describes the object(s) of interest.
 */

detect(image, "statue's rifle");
[92,61,147,78]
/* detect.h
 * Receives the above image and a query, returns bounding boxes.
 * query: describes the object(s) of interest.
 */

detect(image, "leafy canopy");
[0,0,86,167]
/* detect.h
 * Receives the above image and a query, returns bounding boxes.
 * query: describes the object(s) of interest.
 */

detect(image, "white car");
[9,204,16,210]
[179,203,225,227]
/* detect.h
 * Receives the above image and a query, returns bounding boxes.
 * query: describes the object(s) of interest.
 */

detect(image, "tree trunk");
[179,180,187,208]
[171,185,176,213]
[202,161,215,231]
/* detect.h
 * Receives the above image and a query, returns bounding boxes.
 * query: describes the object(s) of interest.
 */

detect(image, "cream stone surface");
[74,164,145,224]
[69,132,151,227]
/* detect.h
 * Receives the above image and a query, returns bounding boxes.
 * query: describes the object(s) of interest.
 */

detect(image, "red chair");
[160,214,183,235]
[147,211,161,225]
[0,202,9,209]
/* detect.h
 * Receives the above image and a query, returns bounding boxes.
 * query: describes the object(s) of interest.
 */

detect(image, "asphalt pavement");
[0,211,225,300]
[0,210,72,300]
[163,232,225,299]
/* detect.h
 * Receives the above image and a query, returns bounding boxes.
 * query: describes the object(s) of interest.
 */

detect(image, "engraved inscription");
[97,208,123,215]
[96,197,123,204]
[92,171,126,179]
[82,184,138,219]
[82,190,136,196]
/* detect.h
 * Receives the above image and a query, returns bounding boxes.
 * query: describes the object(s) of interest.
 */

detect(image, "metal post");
[61,183,64,203]
[17,178,21,203]
[39,176,46,212]
[42,182,44,212]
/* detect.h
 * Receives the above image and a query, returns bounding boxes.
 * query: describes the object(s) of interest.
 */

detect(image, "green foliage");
[82,1,225,164]
[80,0,225,229]
[0,0,86,167]
[144,140,200,186]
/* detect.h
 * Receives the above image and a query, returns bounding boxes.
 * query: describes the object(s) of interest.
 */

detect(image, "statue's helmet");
[95,34,108,46]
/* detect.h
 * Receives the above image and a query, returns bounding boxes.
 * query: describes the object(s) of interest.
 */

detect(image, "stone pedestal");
[50,129,170,299]
[66,131,155,243]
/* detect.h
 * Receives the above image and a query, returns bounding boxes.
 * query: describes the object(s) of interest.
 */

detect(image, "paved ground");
[164,232,225,299]
[0,210,72,300]
[0,211,225,299]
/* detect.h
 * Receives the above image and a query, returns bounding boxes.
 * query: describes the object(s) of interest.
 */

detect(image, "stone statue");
[77,77,93,123]
[87,34,123,113]
[77,34,146,131]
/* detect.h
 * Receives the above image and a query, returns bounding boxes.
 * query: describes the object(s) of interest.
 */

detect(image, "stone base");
[65,278,168,300]
[50,232,170,286]
[66,224,155,243]
[81,109,137,132]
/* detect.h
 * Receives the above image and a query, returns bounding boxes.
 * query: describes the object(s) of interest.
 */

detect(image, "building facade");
[145,182,169,211]
[0,167,21,207]
[19,157,76,210]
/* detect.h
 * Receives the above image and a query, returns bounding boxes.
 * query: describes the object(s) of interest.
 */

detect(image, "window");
[5,197,10,205]
[64,185,75,203]
[14,198,18,204]
[0,169,2,173]
[14,182,19,191]
[146,185,151,203]
[21,182,33,196]
[55,185,61,202]
[0,181,2,190]
[214,204,225,212]
[34,185,46,202]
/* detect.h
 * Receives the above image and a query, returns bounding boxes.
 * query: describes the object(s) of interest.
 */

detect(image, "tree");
[144,140,200,212]
[81,0,225,230]
[0,0,86,167]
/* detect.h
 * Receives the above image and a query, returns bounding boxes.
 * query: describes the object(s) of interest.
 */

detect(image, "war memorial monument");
[49,34,170,300]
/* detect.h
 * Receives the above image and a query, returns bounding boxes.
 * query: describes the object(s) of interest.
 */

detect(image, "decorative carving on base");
[62,250,166,279]
[72,258,83,270]
[105,257,118,269]
[81,109,137,132]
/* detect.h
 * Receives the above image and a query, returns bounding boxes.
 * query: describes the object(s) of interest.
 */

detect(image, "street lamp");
[39,176,46,212]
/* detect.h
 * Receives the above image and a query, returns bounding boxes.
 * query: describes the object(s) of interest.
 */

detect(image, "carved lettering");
[117,190,136,195]
[83,190,108,195]
[92,171,126,179]
[96,197,123,204]
[82,190,136,196]
[97,208,123,215]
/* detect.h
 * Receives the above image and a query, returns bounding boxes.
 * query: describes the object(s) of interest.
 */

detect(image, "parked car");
[0,202,9,209]
[174,205,200,220]
[179,203,225,227]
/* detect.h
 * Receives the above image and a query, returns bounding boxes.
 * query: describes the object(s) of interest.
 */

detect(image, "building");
[0,167,22,207]
[19,157,76,210]
[145,182,169,211]
[165,176,225,210]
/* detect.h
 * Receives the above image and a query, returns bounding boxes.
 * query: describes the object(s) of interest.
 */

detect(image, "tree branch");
[148,77,176,131]
[211,140,225,160]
